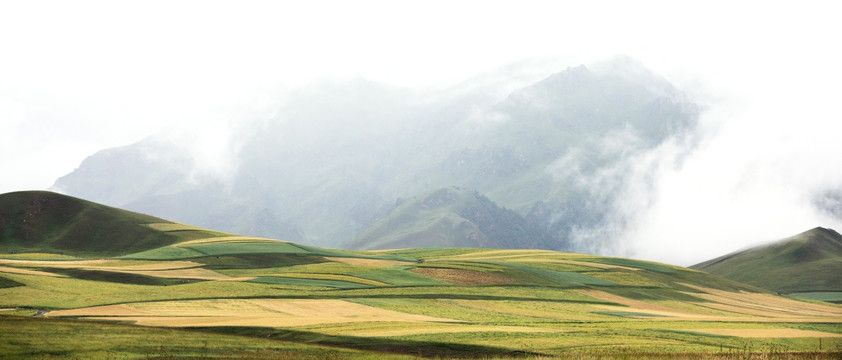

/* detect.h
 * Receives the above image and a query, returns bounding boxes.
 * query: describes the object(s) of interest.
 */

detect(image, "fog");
[2,1,841,265]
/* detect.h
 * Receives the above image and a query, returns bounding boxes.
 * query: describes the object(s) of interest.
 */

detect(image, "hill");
[345,187,554,250]
[691,227,842,299]
[51,56,700,253]
[1,194,841,358]
[0,191,188,256]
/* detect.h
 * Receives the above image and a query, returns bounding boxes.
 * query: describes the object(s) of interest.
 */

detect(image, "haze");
[2,0,841,265]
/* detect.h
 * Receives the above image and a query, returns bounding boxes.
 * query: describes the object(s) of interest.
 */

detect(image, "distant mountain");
[346,187,554,250]
[691,227,842,295]
[52,56,700,252]
[0,191,184,256]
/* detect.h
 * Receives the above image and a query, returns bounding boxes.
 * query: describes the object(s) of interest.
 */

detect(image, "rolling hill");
[1,191,841,358]
[0,191,187,256]
[691,227,842,301]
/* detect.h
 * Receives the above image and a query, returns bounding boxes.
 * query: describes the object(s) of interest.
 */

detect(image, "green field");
[3,241,842,358]
[2,191,842,358]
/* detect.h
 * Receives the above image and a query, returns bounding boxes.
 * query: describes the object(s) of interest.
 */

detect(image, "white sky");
[2,0,841,264]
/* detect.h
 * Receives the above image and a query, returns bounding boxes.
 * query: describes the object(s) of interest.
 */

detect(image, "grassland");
[3,239,842,358]
[2,191,842,358]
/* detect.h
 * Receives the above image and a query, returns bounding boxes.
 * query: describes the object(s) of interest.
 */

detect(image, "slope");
[691,227,842,295]
[0,191,192,256]
[346,187,553,250]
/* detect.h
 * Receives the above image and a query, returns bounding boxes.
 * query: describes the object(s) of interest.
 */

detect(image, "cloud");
[611,83,842,265]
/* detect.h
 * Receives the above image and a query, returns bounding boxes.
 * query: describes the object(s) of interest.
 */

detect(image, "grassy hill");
[691,227,842,302]
[346,187,554,250]
[0,191,199,256]
[1,193,841,358]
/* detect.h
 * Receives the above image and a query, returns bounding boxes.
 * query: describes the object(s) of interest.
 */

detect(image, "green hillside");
[2,193,842,358]
[346,187,553,250]
[691,227,842,298]
[0,191,194,256]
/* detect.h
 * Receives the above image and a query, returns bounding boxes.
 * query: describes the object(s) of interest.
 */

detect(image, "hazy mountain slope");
[691,227,842,294]
[0,191,183,256]
[51,56,700,251]
[397,59,699,250]
[346,187,554,250]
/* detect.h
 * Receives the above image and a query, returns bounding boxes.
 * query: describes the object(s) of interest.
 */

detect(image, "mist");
[2,1,842,265]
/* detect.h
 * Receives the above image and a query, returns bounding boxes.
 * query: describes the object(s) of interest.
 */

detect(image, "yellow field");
[143,223,206,232]
[0,265,65,277]
[434,249,566,261]
[324,257,413,267]
[47,299,459,327]
[0,259,244,281]
[174,235,282,246]
[687,328,842,338]
[0,259,111,266]
[0,253,79,260]
[579,288,842,323]
[681,284,842,319]
[261,273,388,286]
[508,257,641,271]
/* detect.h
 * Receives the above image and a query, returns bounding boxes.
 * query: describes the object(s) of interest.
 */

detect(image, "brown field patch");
[324,257,413,267]
[687,328,842,338]
[410,267,517,285]
[55,299,458,328]
[0,265,65,277]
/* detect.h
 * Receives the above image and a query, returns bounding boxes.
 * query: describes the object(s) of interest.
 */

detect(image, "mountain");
[690,227,842,295]
[0,191,185,256]
[51,56,700,252]
[346,187,554,250]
